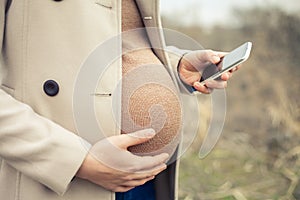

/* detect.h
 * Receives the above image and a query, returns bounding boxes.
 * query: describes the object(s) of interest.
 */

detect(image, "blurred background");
[161,0,300,199]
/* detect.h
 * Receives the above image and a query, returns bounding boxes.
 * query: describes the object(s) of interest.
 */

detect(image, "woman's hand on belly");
[76,129,169,192]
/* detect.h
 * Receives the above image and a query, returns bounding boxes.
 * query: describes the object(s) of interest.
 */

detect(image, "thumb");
[118,129,156,149]
[205,51,221,64]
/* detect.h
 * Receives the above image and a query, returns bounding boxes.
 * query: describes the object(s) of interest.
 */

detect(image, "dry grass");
[165,6,300,199]
[267,82,300,136]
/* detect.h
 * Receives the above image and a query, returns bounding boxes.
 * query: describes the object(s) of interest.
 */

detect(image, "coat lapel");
[134,0,167,64]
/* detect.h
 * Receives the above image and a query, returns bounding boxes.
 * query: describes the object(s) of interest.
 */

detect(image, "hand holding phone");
[200,42,252,84]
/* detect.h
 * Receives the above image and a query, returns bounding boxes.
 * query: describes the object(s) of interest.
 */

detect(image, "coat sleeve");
[165,46,196,94]
[0,1,89,196]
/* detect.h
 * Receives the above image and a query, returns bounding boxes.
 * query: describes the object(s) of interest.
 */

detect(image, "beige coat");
[0,0,189,199]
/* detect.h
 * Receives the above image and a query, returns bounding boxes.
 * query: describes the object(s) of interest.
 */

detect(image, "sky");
[160,0,300,27]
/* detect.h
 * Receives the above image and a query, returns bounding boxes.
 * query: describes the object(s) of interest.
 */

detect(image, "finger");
[215,51,227,58]
[184,50,219,70]
[122,164,167,182]
[116,129,156,149]
[203,50,227,64]
[142,153,169,169]
[122,162,166,181]
[229,65,241,73]
[205,80,228,89]
[133,153,169,171]
[122,176,155,187]
[193,82,211,94]
[113,186,135,193]
[122,163,166,183]
[135,163,167,177]
[234,65,241,71]
[199,50,221,64]
[220,72,231,81]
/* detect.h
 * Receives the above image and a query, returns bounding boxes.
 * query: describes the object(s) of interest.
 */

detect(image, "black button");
[43,80,59,96]
[53,0,63,1]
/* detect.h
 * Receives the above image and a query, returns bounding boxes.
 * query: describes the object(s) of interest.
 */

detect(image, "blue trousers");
[115,179,156,200]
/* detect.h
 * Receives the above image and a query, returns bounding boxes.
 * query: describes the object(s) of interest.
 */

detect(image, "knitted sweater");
[121,0,181,155]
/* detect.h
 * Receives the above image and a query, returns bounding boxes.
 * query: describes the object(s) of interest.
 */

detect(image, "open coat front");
[0,0,190,199]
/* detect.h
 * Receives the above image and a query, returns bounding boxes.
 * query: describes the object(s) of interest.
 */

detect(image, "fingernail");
[194,82,201,88]
[163,152,169,156]
[139,128,156,138]
[162,153,170,161]
[212,55,220,63]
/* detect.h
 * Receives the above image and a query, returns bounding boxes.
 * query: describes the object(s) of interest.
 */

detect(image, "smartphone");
[200,42,252,83]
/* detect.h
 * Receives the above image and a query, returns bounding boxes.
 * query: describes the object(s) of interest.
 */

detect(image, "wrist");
[76,154,93,180]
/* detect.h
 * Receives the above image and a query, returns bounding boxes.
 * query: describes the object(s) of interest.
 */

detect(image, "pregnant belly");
[121,63,182,156]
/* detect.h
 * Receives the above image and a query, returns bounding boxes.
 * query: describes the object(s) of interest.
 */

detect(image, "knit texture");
[121,0,181,155]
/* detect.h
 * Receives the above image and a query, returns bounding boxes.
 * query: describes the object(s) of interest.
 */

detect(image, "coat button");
[43,80,59,96]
